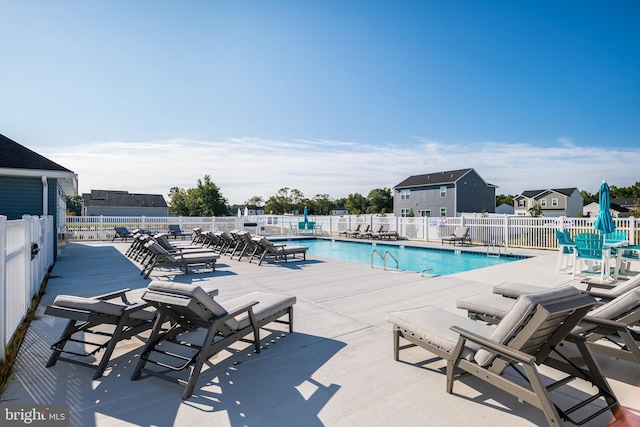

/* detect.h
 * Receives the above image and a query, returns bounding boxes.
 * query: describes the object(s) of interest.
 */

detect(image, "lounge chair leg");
[46,319,78,368]
[522,362,563,426]
[93,313,131,379]
[288,307,294,333]
[183,319,231,400]
[392,328,400,361]
[131,313,169,381]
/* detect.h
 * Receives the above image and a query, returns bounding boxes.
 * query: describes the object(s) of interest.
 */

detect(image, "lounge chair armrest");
[586,290,615,301]
[580,316,633,331]
[450,325,536,364]
[583,280,617,291]
[223,300,259,319]
[94,289,132,301]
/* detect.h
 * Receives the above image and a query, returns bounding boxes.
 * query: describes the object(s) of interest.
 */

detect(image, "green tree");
[345,193,367,214]
[66,195,83,216]
[495,194,515,207]
[168,187,189,216]
[244,196,264,208]
[168,176,227,216]
[366,187,392,214]
[311,194,335,215]
[529,203,542,217]
[264,187,298,214]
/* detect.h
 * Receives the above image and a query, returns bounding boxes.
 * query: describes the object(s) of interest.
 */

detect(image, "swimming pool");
[280,238,524,275]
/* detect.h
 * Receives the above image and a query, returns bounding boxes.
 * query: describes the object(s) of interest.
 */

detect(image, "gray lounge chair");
[351,224,370,238]
[168,224,193,240]
[457,287,640,365]
[131,282,296,399]
[492,273,640,301]
[45,288,155,379]
[250,236,308,265]
[371,225,399,240]
[441,226,471,246]
[338,223,362,237]
[387,286,623,426]
[112,226,133,242]
[141,240,219,278]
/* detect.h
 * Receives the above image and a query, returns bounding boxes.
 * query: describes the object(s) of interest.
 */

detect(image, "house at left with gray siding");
[0,133,78,258]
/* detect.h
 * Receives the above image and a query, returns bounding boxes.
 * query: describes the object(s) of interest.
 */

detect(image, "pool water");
[282,239,522,275]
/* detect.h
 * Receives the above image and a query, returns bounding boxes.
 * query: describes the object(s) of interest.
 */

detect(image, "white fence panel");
[64,214,640,251]
[0,215,54,362]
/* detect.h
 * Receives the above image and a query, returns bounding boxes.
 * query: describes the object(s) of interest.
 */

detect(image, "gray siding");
[0,176,44,219]
[456,171,495,213]
[394,169,495,216]
[394,185,456,216]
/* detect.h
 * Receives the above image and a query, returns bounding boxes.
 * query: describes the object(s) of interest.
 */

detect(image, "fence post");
[558,216,566,232]
[99,215,104,240]
[503,215,510,249]
[21,216,31,320]
[0,215,6,362]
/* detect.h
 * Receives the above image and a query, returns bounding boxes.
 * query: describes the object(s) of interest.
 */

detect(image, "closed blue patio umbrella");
[303,206,308,224]
[594,180,616,235]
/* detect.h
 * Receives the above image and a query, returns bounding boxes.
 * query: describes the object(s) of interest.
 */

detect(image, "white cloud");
[38,137,640,204]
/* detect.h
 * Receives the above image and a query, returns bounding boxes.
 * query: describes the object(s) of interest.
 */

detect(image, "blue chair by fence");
[573,232,610,282]
[555,230,575,273]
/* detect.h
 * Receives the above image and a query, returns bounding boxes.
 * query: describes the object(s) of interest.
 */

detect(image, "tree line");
[66,176,640,217]
[165,175,394,216]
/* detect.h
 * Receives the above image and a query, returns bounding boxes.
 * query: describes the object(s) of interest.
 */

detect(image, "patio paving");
[3,239,640,426]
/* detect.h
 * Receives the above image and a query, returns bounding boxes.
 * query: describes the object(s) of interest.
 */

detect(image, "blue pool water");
[281,239,523,275]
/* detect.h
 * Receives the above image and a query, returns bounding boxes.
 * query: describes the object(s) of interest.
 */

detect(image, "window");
[419,210,431,217]
[518,199,525,207]
[401,208,411,217]
[440,186,447,198]
[400,189,410,200]
[552,198,558,207]
[540,199,547,207]
[440,207,447,217]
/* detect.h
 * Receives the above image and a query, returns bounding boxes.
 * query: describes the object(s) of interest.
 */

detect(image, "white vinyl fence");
[65,214,639,250]
[0,215,54,362]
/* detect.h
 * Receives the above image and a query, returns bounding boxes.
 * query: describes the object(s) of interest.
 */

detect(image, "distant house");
[331,208,349,216]
[82,190,168,216]
[611,198,639,211]
[495,203,515,215]
[0,133,78,257]
[393,168,496,217]
[583,202,629,218]
[514,188,583,217]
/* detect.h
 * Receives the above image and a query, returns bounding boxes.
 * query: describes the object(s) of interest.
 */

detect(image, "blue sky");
[2,1,639,204]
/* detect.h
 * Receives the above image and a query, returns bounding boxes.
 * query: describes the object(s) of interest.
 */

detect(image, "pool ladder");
[486,240,501,258]
[371,250,398,270]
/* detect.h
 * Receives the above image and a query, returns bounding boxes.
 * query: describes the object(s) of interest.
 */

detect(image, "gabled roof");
[517,188,578,199]
[394,168,474,189]
[0,133,73,172]
[611,198,639,208]
[83,190,168,208]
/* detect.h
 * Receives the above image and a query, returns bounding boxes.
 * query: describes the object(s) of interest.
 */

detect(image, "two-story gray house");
[82,190,169,216]
[513,188,583,217]
[393,168,496,217]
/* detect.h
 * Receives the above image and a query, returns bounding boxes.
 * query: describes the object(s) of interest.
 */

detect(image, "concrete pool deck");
[3,239,640,426]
